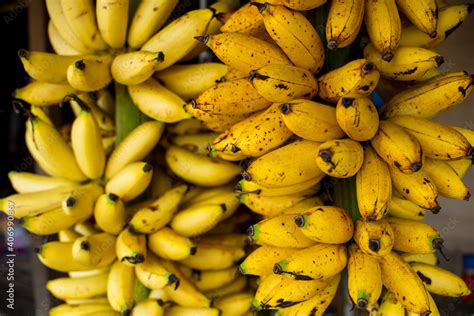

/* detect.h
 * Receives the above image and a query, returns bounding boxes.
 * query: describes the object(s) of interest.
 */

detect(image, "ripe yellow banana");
[347,245,382,309]
[236,177,322,197]
[58,229,81,242]
[172,133,218,156]
[377,291,405,316]
[69,93,115,134]
[447,158,472,179]
[105,162,153,202]
[66,56,113,92]
[452,125,474,146]
[273,243,347,280]
[93,193,127,235]
[135,253,178,290]
[239,246,297,276]
[326,0,365,49]
[220,3,266,37]
[336,97,379,141]
[280,196,325,215]
[371,120,423,173]
[219,67,247,82]
[317,59,380,102]
[111,51,164,85]
[37,241,101,272]
[423,157,470,200]
[196,32,291,74]
[402,253,438,265]
[278,99,345,141]
[189,267,238,291]
[382,71,473,118]
[179,243,245,270]
[166,306,220,316]
[148,166,175,198]
[356,146,392,221]
[62,184,104,219]
[47,272,108,300]
[72,233,116,267]
[15,81,76,106]
[116,228,147,266]
[204,275,247,298]
[170,204,228,237]
[315,139,364,178]
[96,0,128,49]
[131,299,164,316]
[411,263,471,297]
[148,227,196,261]
[107,261,136,314]
[253,0,327,11]
[354,219,394,256]
[47,20,84,55]
[8,171,77,193]
[213,292,253,315]
[388,196,427,221]
[128,77,191,123]
[181,188,240,222]
[364,0,401,61]
[397,0,438,38]
[49,303,118,316]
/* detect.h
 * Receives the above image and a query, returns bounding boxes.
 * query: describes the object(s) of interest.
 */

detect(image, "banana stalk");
[115,83,148,145]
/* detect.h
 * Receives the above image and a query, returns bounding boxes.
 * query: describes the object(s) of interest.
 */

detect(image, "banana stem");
[333,177,361,222]
[115,83,148,144]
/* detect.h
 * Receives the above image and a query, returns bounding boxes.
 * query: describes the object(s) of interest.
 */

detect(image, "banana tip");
[194,35,210,44]
[294,215,305,227]
[242,171,252,181]
[411,162,422,172]
[357,298,368,309]
[190,246,197,255]
[273,263,283,274]
[430,31,438,39]
[368,238,381,252]
[362,62,375,74]
[75,60,86,71]
[382,52,393,62]
[430,205,441,214]
[327,41,337,50]
[250,2,267,13]
[435,55,444,67]
[17,48,28,58]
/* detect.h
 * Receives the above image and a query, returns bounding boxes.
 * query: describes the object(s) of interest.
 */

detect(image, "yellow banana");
[49,304,118,316]
[379,251,430,314]
[172,133,218,155]
[336,97,379,141]
[252,0,326,11]
[170,204,229,237]
[423,157,470,200]
[66,55,113,92]
[397,0,438,38]
[239,246,297,276]
[279,99,345,141]
[388,196,427,221]
[377,291,405,316]
[179,243,245,271]
[47,20,83,55]
[135,253,178,290]
[273,243,347,280]
[196,32,291,74]
[354,219,394,256]
[128,77,191,123]
[181,187,240,222]
[166,306,220,316]
[315,138,364,178]
[184,103,252,133]
[371,120,423,173]
[31,105,53,126]
[70,93,115,134]
[111,51,164,85]
[8,171,77,194]
[452,125,474,146]
[204,275,247,299]
[96,0,128,49]
[74,222,100,236]
[317,59,380,102]
[94,193,127,235]
[37,241,103,272]
[58,229,81,242]
[14,81,76,106]
[219,67,247,82]
[364,0,401,61]
[116,228,147,266]
[236,177,322,197]
[197,233,247,248]
[189,267,238,291]
[402,253,438,265]
[220,3,266,37]
[107,261,136,314]
[213,292,253,315]
[131,299,164,316]
[47,272,108,300]
[148,227,196,261]
[105,162,153,202]
[326,0,365,49]
[71,233,116,267]
[411,262,471,297]
[280,196,325,214]
[347,245,382,309]
[447,158,472,178]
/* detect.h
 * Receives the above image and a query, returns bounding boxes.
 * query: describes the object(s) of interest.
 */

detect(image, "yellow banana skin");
[128,78,191,123]
[70,93,115,134]
[197,32,291,74]
[116,228,147,266]
[423,157,470,200]
[204,275,247,298]
[452,125,474,146]
[166,306,220,316]
[397,0,438,38]
[371,120,423,174]
[47,271,108,300]
[72,233,116,267]
[348,245,382,309]
[390,116,472,160]
[294,206,354,244]
[131,299,164,316]
[447,158,472,178]
[279,99,345,142]
[239,246,297,276]
[280,196,324,215]
[49,304,118,316]
[317,59,380,102]
[336,97,379,141]
[96,0,129,49]
[15,81,76,106]
[388,196,427,221]
[411,263,472,297]
[192,78,271,115]
[105,162,153,202]
[142,8,215,71]
[316,139,364,178]
[253,0,327,11]
[48,20,83,55]
[58,229,81,242]
[364,0,401,61]
[189,267,238,291]
[127,0,178,49]
[248,214,317,248]
[7,171,77,194]
[380,251,430,314]
[256,3,324,73]
[107,261,136,314]
[111,51,164,85]
[249,64,318,102]
[94,193,127,235]
[274,243,347,280]
[354,219,394,256]
[356,146,392,221]
[382,71,473,118]
[220,3,266,37]
[135,254,178,290]
[172,133,218,156]
[213,292,253,315]
[326,0,365,49]
[402,253,438,265]
[148,227,196,261]
[377,291,405,316]
[179,243,245,271]
[236,177,322,198]
[170,204,229,237]
[66,56,113,92]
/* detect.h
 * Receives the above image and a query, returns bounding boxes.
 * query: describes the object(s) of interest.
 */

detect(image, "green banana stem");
[333,177,361,222]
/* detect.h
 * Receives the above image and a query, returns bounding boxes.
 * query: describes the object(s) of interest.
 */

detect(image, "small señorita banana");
[354,219,394,256]
[116,228,147,266]
[15,81,76,106]
[66,55,113,92]
[336,97,379,141]
[96,0,128,49]
[239,246,297,276]
[47,272,108,300]
[213,292,253,315]
[94,193,127,235]
[171,204,230,237]
[8,171,77,194]
[111,51,164,85]
[132,299,164,316]
[148,227,196,261]
[37,241,95,272]
[423,157,470,200]
[72,233,116,267]
[135,254,178,290]
[388,195,427,221]
[107,261,135,314]
[326,0,365,49]
[396,0,438,38]
[179,243,245,270]
[105,162,153,202]
[315,139,364,178]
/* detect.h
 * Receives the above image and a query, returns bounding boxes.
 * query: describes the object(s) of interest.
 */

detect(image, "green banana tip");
[17,49,28,59]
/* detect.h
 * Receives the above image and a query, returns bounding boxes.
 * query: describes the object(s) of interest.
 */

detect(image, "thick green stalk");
[333,177,361,222]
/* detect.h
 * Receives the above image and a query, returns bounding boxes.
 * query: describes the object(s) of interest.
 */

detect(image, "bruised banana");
[220,3,266,37]
[315,139,364,178]
[423,157,470,200]
[116,227,147,266]
[238,246,297,277]
[326,0,365,49]
[111,51,164,85]
[397,0,438,38]
[336,97,379,141]
[354,219,394,257]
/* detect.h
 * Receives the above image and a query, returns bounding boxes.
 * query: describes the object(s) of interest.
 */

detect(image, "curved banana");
[402,252,438,265]
[116,228,147,266]
[49,304,118,316]
[37,241,99,272]
[111,51,164,85]
[107,261,135,314]
[252,0,326,11]
[14,81,76,106]
[411,263,471,297]
[397,0,438,38]
[135,254,178,290]
[105,162,153,202]
[204,275,248,298]
[47,272,108,300]
[239,246,297,276]
[354,219,394,256]
[70,93,115,134]
[8,171,77,194]
[315,139,364,178]
[189,267,238,291]
[66,56,113,92]
[388,196,427,221]
[93,193,127,235]
[148,227,196,261]
[47,20,83,55]
[336,97,379,141]
[447,158,472,178]
[58,229,81,242]
[364,0,401,61]
[172,133,218,156]
[131,299,164,316]
[96,0,128,49]
[179,243,245,270]
[220,3,266,37]
[236,177,322,197]
[377,291,405,316]
[166,306,220,316]
[213,292,253,315]
[72,233,116,267]
[170,204,228,237]
[280,196,325,215]
[197,233,247,248]
[423,157,470,200]
[326,0,365,49]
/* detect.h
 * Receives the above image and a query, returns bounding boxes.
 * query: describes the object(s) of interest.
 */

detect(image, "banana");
[191,78,272,115]
[196,32,291,74]
[273,243,347,280]
[388,196,427,221]
[354,219,394,256]
[397,0,438,38]
[116,228,147,266]
[336,97,379,141]
[452,125,474,146]
[390,116,472,160]
[278,99,344,141]
[387,217,443,254]
[294,206,354,244]
[69,95,105,179]
[382,71,473,118]
[326,0,365,49]
[423,157,470,200]
[48,20,83,55]
[49,304,118,316]
[347,245,382,309]
[107,261,136,314]
[14,81,76,106]
[127,0,178,49]
[131,299,164,316]
[364,44,443,81]
[165,306,220,316]
[47,272,108,300]
[8,171,77,193]
[280,196,325,215]
[204,275,247,299]
[64,297,110,305]
[255,3,324,73]
[74,222,100,236]
[37,241,100,272]
[315,139,364,178]
[105,162,153,202]
[213,292,253,315]
[236,177,322,197]
[179,243,245,270]
[364,0,401,61]
[128,77,191,123]
[31,105,54,126]
[94,193,127,235]
[59,229,81,242]
[188,267,238,291]
[148,166,175,198]
[411,262,471,297]
[102,136,115,155]
[170,204,229,237]
[447,158,472,178]
[72,233,116,267]
[148,227,196,261]
[197,233,247,248]
[180,188,240,221]
[317,59,380,102]
[69,267,110,278]
[220,3,266,37]
[96,0,128,48]
[70,93,116,134]
[371,120,423,174]
[142,8,215,71]
[377,291,405,316]
[135,254,178,290]
[252,0,326,11]
[155,63,229,100]
[95,89,115,115]
[172,133,218,155]
[356,146,392,220]
[111,51,164,85]
[239,246,297,276]
[66,55,113,92]
[105,121,164,179]
[219,67,247,82]
[399,4,473,48]
[402,253,438,265]
[379,251,430,314]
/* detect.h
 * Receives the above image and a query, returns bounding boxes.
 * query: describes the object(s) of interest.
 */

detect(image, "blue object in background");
[371,91,384,109]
